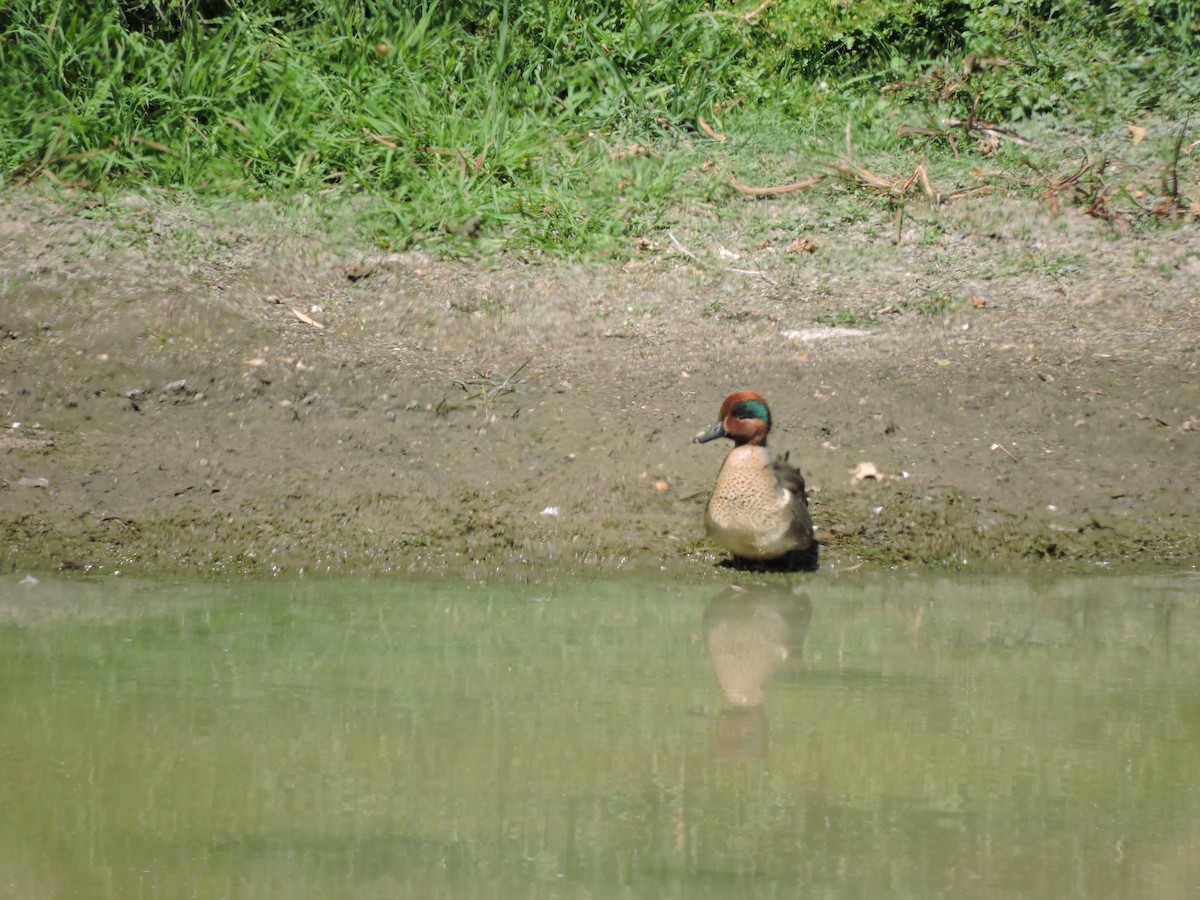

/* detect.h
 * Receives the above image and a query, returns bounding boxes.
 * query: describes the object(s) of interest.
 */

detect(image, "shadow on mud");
[716,543,821,574]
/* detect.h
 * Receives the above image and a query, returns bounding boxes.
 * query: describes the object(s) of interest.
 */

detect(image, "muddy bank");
[1,191,1197,580]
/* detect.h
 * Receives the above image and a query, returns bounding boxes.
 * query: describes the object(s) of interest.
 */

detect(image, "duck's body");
[705,444,812,560]
[694,392,814,562]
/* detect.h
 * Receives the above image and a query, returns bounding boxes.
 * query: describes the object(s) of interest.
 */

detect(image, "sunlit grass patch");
[1,1,1196,254]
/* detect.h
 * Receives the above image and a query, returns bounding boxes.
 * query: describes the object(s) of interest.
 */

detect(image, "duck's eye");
[732,399,770,424]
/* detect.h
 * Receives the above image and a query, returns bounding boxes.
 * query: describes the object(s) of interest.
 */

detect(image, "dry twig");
[455,358,532,404]
[290,307,325,330]
[943,119,1035,148]
[705,0,775,23]
[667,233,777,284]
[1020,157,1096,215]
[727,174,825,197]
[697,116,726,142]
[1158,111,1192,219]
[362,129,399,149]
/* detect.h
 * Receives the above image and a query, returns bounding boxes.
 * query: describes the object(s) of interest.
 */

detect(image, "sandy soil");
[1,188,1197,580]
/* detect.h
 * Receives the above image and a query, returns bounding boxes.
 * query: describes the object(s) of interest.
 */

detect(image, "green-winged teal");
[694,390,814,561]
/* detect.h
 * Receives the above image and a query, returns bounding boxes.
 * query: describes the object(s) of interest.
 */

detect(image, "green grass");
[1,0,1197,255]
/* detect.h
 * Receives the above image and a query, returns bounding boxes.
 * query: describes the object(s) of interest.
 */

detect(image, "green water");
[2,572,1197,899]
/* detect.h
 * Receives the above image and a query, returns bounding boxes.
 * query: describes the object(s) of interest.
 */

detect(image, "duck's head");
[693,391,772,447]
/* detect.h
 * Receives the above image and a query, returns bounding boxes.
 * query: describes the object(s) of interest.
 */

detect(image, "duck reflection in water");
[703,583,812,759]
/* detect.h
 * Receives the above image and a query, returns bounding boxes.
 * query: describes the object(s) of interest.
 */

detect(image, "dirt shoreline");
[1,191,1197,580]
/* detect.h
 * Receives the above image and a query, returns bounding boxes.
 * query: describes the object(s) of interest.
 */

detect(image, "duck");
[693,390,814,562]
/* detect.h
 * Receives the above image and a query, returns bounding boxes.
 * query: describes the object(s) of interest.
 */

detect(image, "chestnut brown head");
[693,391,772,447]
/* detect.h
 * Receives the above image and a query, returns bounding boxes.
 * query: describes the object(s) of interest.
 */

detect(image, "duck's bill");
[693,421,727,444]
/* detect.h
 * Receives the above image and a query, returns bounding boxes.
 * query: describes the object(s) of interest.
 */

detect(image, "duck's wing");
[773,451,815,546]
[771,451,808,499]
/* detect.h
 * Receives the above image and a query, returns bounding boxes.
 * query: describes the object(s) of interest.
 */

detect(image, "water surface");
[2,572,1197,899]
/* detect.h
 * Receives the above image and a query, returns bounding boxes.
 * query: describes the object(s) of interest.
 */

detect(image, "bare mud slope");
[1,193,1197,579]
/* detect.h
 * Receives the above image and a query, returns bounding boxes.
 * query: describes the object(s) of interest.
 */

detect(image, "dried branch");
[697,116,726,142]
[727,174,825,197]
